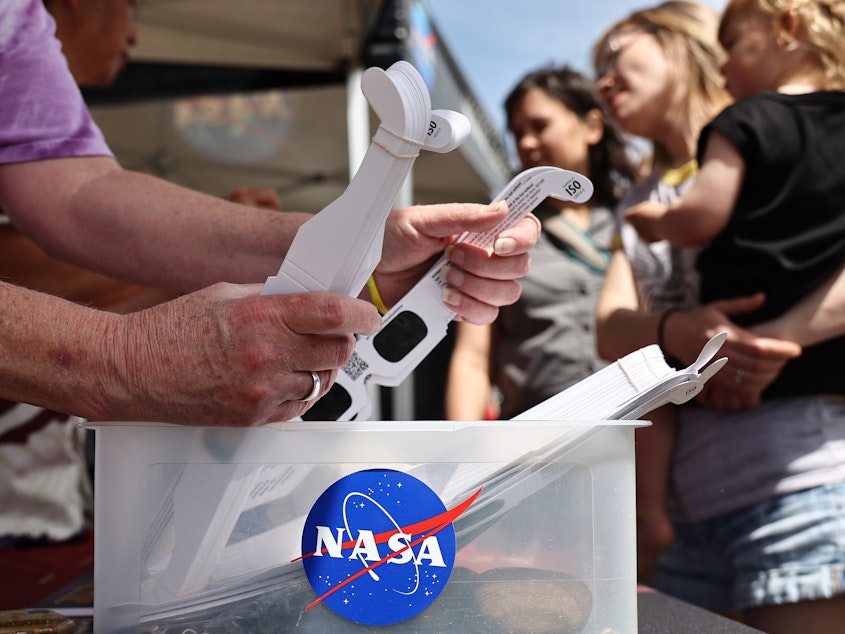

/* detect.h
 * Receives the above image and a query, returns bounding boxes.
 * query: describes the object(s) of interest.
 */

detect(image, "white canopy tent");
[88,0,511,212]
[87,0,513,419]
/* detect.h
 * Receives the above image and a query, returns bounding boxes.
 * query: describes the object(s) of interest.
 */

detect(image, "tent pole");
[391,171,415,422]
[346,64,385,421]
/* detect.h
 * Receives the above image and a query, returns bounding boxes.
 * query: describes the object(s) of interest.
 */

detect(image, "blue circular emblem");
[301,469,456,626]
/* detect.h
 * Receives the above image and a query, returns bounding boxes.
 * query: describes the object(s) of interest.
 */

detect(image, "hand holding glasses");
[303,166,594,421]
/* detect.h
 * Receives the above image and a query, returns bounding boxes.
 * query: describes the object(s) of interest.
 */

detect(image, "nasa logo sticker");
[300,469,457,625]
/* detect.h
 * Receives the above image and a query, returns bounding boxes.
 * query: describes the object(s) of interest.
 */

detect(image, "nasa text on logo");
[298,469,479,626]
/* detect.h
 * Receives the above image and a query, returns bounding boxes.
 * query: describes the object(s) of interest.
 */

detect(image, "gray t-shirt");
[494,206,614,419]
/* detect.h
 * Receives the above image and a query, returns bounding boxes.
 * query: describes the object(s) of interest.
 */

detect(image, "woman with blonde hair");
[594,1,845,631]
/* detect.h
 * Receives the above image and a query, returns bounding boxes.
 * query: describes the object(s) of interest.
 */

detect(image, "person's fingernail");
[494,237,516,255]
[440,264,464,287]
[440,263,451,282]
[441,287,461,307]
[446,244,464,266]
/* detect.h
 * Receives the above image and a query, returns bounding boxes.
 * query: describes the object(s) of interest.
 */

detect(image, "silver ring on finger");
[734,368,745,385]
[300,371,321,402]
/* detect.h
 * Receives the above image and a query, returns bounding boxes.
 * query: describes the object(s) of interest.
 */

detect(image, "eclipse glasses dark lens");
[372,311,428,363]
[301,311,428,421]
[301,383,355,421]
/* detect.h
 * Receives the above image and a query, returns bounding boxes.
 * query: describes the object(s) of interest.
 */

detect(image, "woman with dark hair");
[446,65,639,420]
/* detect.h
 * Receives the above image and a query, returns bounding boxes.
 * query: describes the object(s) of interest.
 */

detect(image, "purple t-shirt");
[0,0,112,165]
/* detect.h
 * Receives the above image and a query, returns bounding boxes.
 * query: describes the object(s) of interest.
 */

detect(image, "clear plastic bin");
[90,420,641,633]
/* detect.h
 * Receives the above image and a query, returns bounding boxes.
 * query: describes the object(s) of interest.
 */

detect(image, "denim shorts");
[652,482,845,612]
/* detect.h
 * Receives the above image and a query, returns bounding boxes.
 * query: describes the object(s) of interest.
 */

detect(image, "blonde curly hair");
[720,0,845,88]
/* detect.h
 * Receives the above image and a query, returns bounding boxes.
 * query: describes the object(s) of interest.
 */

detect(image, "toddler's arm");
[625,131,744,246]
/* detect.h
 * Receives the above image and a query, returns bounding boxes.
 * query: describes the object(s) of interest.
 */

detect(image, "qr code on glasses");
[343,351,369,381]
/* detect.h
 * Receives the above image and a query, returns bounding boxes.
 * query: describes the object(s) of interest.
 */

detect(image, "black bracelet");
[656,307,680,352]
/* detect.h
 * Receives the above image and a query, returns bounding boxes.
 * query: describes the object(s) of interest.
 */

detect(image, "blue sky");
[424,0,727,136]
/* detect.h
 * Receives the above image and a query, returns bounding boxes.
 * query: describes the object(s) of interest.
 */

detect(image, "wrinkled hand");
[374,201,540,324]
[625,200,668,243]
[663,293,801,410]
[117,283,380,425]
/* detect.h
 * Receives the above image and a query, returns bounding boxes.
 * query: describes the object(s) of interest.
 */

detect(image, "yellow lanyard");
[661,159,699,186]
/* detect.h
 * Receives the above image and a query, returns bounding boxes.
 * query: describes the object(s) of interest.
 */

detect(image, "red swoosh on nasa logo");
[297,487,482,611]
